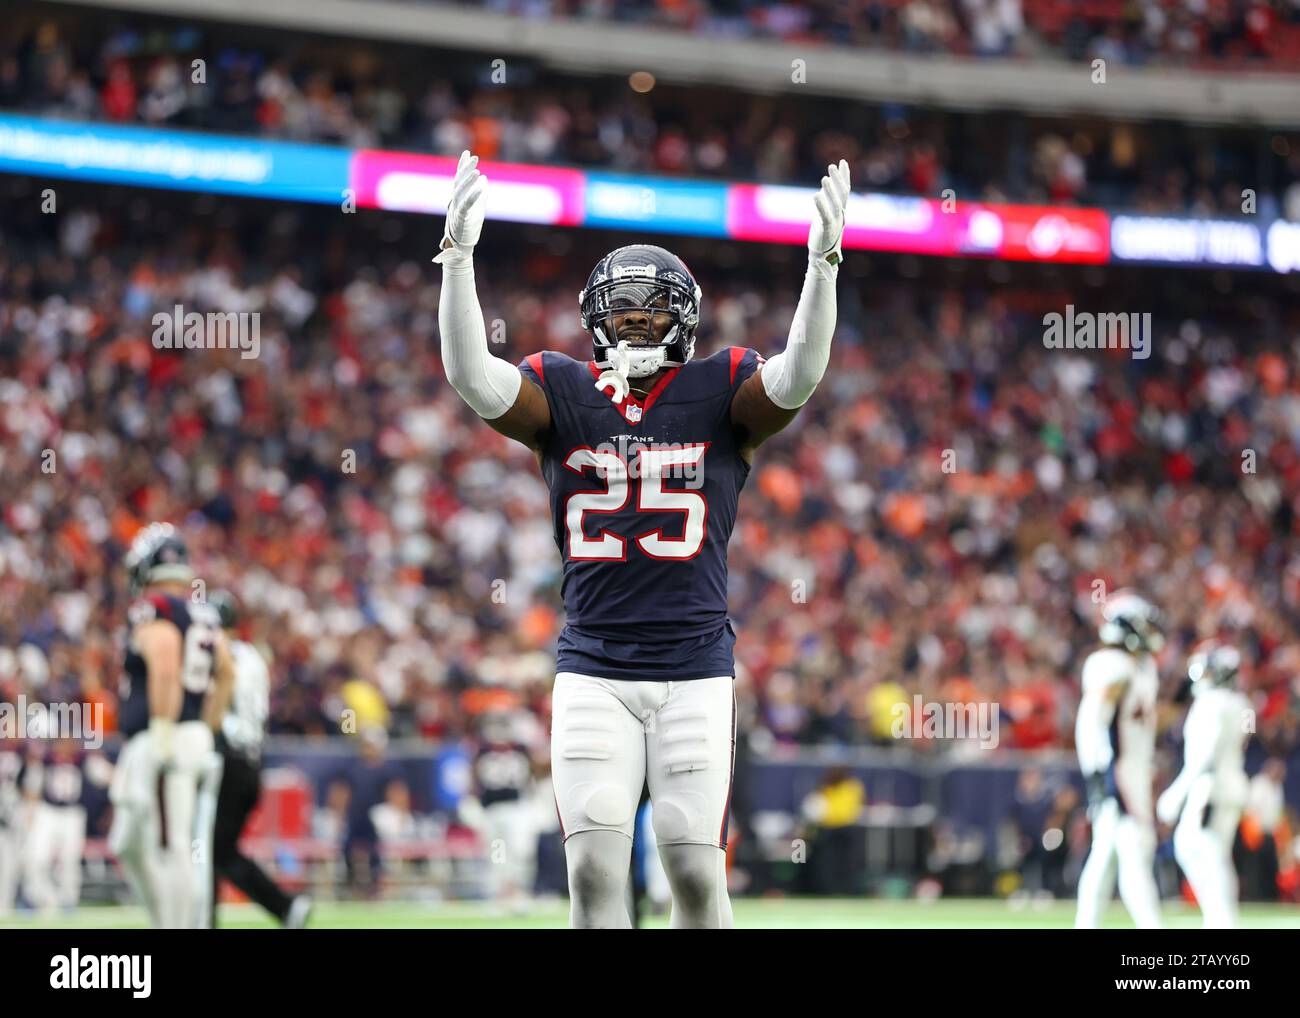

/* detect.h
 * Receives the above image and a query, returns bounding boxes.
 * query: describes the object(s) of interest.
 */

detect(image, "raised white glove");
[594,341,632,403]
[808,158,850,266]
[433,150,487,264]
[760,167,845,411]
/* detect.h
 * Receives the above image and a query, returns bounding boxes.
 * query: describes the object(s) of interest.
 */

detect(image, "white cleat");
[285,895,314,929]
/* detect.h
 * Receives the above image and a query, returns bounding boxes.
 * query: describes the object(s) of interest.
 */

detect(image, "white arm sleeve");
[1075,653,1122,774]
[437,248,522,420]
[759,252,838,410]
[1165,697,1219,805]
[1074,691,1115,775]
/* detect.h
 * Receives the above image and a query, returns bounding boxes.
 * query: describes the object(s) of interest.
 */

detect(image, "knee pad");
[574,783,633,828]
[651,795,706,844]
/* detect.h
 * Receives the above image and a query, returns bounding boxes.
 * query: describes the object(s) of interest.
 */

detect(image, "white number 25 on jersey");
[564,444,708,561]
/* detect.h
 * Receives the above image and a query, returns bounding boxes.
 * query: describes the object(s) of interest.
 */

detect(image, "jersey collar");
[587,361,681,426]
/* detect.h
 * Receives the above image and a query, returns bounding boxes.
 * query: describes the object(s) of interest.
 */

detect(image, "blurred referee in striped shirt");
[208,591,312,928]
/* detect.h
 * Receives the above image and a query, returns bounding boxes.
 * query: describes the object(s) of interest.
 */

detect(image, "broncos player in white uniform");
[435,151,849,928]
[1157,642,1250,928]
[1074,590,1164,929]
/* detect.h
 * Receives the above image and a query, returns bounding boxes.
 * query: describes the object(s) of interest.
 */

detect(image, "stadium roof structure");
[46,0,1300,128]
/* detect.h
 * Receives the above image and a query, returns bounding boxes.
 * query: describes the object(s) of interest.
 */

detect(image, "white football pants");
[550,672,736,929]
[1075,796,1162,929]
[109,722,216,928]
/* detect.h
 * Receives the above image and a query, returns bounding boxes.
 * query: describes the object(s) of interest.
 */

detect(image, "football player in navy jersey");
[108,523,235,928]
[473,710,540,906]
[437,150,849,928]
[22,737,111,914]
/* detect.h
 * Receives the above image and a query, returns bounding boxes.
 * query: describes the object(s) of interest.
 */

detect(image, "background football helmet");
[1098,589,1166,654]
[1187,640,1242,692]
[124,522,193,594]
[579,244,702,379]
[209,589,240,630]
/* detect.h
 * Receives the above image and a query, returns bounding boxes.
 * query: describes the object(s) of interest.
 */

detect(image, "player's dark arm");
[729,272,837,458]
[731,373,799,459]
[485,374,550,451]
[731,159,848,460]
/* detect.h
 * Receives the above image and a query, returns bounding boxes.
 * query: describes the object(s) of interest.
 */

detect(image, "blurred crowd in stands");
[2,14,1298,217]
[461,0,1300,67]
[2,182,1299,768]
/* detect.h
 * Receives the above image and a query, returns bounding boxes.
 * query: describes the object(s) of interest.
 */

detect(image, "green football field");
[4,897,1298,929]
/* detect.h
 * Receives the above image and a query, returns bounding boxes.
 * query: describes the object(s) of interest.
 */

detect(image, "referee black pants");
[212,740,293,926]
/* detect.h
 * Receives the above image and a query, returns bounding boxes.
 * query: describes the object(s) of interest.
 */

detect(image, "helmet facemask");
[583,277,698,380]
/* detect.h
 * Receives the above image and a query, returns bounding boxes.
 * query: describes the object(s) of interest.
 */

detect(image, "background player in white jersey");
[1157,641,1251,928]
[203,591,312,928]
[436,151,848,927]
[1074,590,1165,929]
[108,523,235,928]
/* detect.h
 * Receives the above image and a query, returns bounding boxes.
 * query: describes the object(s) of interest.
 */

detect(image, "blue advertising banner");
[0,113,1293,273]
[582,172,730,236]
[0,113,349,204]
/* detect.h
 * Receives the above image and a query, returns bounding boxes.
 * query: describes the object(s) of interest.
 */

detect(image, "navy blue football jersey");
[30,748,88,807]
[120,594,221,737]
[518,345,763,681]
[475,741,533,807]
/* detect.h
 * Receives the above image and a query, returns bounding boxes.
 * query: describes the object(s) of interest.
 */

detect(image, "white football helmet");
[1187,640,1242,695]
[1098,590,1166,654]
[579,244,701,380]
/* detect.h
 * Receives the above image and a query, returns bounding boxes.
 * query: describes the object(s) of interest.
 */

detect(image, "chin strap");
[595,341,632,402]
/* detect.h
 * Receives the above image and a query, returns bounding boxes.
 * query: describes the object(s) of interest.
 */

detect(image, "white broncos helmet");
[1098,589,1166,654]
[1186,640,1242,695]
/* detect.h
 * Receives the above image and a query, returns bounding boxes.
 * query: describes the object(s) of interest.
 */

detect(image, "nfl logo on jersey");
[626,404,643,423]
